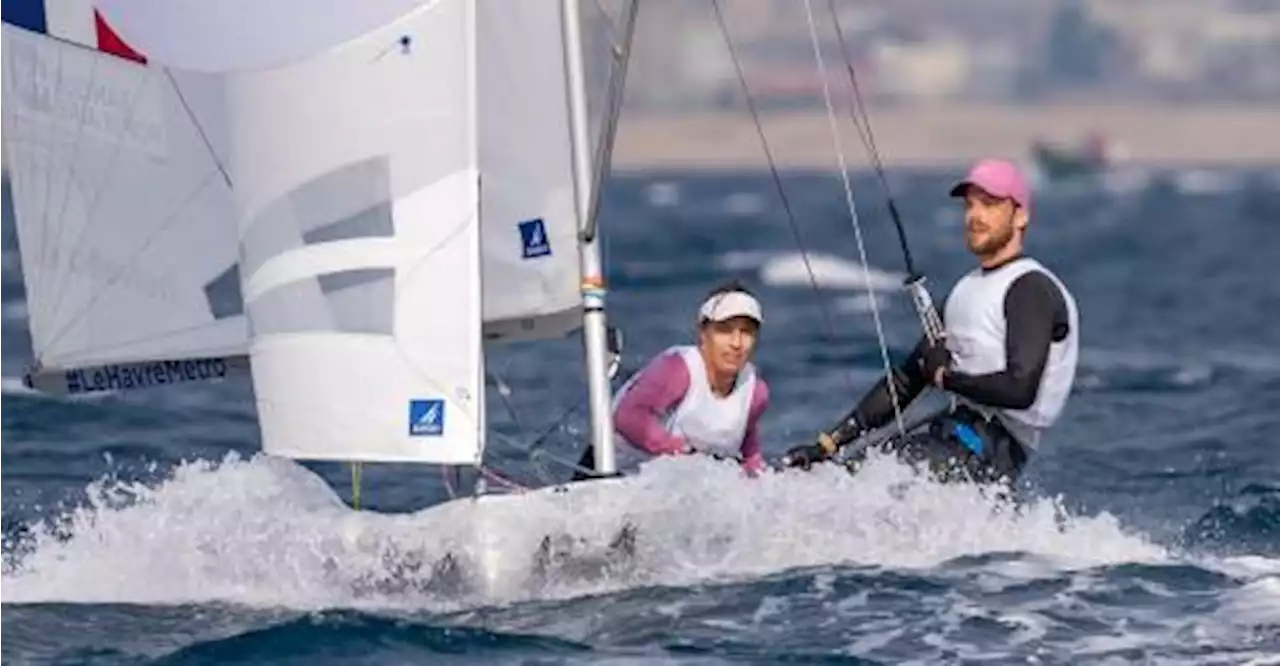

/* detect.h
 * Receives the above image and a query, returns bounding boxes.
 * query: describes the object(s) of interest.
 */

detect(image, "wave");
[2,451,1168,612]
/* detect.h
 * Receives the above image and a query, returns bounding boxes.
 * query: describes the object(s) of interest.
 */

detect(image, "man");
[784,158,1079,484]
[574,280,770,479]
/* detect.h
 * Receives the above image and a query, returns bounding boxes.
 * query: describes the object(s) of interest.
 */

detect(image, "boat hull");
[344,475,642,601]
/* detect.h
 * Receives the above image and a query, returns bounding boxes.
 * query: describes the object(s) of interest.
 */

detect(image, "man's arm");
[614,352,690,455]
[942,271,1069,409]
[782,337,933,468]
[826,335,932,446]
[739,378,770,474]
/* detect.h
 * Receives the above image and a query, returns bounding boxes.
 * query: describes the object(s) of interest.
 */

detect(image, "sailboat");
[1027,132,1120,188]
[3,0,643,594]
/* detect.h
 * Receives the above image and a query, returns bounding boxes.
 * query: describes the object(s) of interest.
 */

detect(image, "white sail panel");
[578,1,639,226]
[1,25,246,372]
[475,0,639,342]
[93,0,639,345]
[474,0,581,342]
[95,0,435,73]
[220,0,482,464]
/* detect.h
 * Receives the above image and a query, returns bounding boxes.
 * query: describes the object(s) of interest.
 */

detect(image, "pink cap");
[948,158,1031,214]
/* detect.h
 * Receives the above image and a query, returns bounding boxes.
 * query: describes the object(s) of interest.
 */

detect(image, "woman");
[610,280,770,476]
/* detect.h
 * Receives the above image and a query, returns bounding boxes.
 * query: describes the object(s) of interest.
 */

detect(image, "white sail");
[11,0,637,467]
[474,0,580,341]
[91,0,431,73]
[476,0,637,342]
[1,17,244,381]
[92,0,636,347]
[97,0,483,464]
[577,0,637,232]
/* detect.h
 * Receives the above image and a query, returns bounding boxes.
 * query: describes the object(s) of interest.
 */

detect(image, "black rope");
[825,0,920,280]
[708,0,845,358]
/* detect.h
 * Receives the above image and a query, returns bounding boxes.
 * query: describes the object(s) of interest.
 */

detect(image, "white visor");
[698,291,763,325]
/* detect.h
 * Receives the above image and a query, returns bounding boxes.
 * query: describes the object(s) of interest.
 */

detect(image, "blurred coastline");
[2,103,1274,175]
[612,102,1280,171]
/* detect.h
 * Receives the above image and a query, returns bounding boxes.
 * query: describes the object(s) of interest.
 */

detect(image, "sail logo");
[518,218,552,259]
[408,399,445,436]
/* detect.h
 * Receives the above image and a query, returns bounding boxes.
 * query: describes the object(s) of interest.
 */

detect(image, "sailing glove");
[781,442,828,469]
[827,413,866,448]
[919,340,952,385]
[782,431,842,469]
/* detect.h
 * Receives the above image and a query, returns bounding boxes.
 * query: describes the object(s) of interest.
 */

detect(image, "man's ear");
[1014,205,1029,232]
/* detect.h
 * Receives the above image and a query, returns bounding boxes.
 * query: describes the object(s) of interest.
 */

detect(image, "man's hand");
[919,341,952,388]
[781,432,838,469]
[781,443,826,469]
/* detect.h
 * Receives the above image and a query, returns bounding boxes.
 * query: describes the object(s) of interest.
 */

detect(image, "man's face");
[698,316,759,377]
[962,185,1023,257]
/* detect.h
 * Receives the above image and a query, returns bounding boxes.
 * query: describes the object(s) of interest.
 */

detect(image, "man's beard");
[970,218,1015,255]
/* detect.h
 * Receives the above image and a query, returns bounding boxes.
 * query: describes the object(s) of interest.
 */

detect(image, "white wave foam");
[1,451,1171,613]
[1,376,35,395]
[759,252,904,291]
[1174,168,1240,196]
[834,294,892,314]
[717,250,774,271]
[1146,556,1280,661]
[643,181,680,207]
[1079,346,1280,379]
[1218,574,1280,627]
[723,192,764,216]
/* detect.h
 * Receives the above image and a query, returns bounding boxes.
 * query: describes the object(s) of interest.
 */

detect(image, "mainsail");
[4,0,638,470]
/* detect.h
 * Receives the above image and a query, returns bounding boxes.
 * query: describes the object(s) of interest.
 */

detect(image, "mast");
[561,0,615,475]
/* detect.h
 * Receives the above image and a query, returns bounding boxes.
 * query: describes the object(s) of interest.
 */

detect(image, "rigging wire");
[479,3,642,487]
[583,0,641,243]
[825,0,944,345]
[165,69,234,189]
[800,0,907,437]
[708,0,852,396]
[350,462,362,509]
[32,67,235,368]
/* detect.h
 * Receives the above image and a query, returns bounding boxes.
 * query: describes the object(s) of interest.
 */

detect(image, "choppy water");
[4,165,1280,664]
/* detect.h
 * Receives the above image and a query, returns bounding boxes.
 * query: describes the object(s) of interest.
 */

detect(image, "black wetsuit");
[825,256,1072,483]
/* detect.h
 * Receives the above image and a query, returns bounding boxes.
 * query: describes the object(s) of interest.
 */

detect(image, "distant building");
[868,37,971,103]
[617,0,1280,110]
[1086,0,1280,99]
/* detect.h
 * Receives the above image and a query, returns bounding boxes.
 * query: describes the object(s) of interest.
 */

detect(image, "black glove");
[918,340,952,385]
[781,443,826,469]
[782,408,872,469]
[781,433,838,469]
[828,413,865,447]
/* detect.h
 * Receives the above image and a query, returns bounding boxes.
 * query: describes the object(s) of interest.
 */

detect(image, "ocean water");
[3,165,1280,665]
